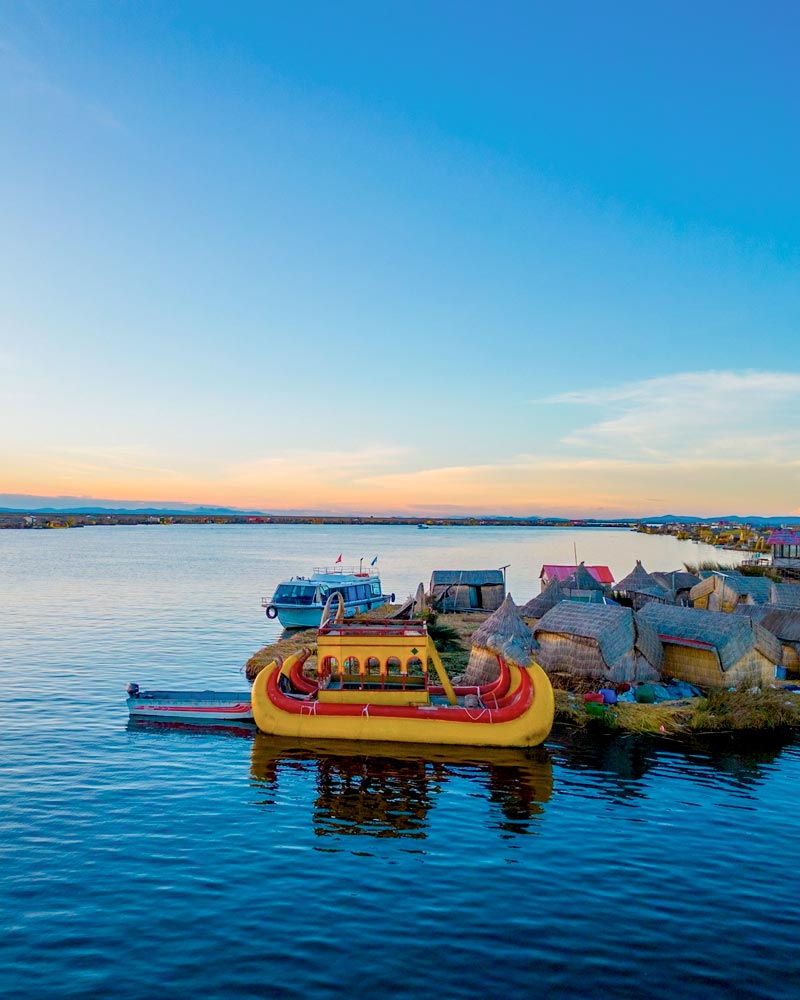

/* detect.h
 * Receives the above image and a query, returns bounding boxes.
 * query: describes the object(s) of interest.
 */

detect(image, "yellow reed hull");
[251,660,554,748]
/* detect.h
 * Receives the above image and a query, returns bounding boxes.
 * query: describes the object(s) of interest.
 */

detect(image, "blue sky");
[1,2,799,515]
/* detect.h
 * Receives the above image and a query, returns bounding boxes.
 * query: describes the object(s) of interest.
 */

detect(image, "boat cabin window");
[371,581,381,596]
[344,656,360,674]
[386,656,401,673]
[406,657,424,676]
[274,584,316,605]
[366,656,380,673]
[321,656,339,675]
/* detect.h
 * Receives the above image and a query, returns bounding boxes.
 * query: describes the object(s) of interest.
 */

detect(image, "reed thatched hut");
[689,572,773,612]
[461,594,538,685]
[638,603,782,687]
[733,604,800,673]
[560,563,608,604]
[520,577,565,624]
[430,570,505,612]
[612,561,672,611]
[651,570,700,606]
[531,603,663,684]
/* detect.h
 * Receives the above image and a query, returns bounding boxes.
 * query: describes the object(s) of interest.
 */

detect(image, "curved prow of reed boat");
[284,648,318,694]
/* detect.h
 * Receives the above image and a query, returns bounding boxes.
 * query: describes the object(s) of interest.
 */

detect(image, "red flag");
[335,554,342,563]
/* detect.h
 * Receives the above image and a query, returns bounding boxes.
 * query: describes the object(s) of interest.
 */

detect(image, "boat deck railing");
[313,565,379,577]
[320,619,427,637]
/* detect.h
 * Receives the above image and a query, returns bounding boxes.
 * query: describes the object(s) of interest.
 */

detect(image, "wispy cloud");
[7,371,800,516]
[542,370,800,462]
[226,445,413,483]
[46,445,179,479]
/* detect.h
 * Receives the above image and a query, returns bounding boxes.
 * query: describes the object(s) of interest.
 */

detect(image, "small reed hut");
[612,561,672,611]
[638,603,782,687]
[651,571,700,606]
[532,603,663,684]
[690,572,772,612]
[520,577,565,625]
[461,594,539,685]
[560,563,609,604]
[430,570,505,612]
[733,604,800,674]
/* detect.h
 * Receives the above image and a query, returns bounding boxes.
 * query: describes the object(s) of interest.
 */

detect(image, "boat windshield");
[273,584,317,605]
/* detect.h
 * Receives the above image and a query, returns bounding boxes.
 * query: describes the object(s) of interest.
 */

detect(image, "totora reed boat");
[250,594,554,747]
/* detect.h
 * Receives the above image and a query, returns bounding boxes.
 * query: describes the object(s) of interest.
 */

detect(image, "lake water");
[1,525,797,999]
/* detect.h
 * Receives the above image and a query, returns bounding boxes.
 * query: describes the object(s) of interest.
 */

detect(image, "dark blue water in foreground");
[1,526,798,999]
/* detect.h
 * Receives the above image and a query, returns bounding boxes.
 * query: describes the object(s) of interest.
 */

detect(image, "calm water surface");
[1,526,797,999]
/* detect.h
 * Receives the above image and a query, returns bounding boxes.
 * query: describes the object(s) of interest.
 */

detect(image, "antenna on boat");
[359,557,363,573]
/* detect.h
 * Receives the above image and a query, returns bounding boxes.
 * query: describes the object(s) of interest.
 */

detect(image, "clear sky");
[2,1,799,516]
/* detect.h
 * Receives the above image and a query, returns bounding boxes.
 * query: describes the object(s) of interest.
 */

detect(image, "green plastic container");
[585,701,607,718]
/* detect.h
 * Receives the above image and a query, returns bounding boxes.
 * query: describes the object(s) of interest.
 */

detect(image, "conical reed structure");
[463,594,539,685]
[521,577,565,623]
[612,560,672,610]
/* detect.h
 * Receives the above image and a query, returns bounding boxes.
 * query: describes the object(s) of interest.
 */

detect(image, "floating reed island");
[246,562,800,738]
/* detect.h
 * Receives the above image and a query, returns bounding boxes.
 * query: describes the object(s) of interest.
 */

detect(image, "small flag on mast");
[371,555,378,566]
[335,554,342,563]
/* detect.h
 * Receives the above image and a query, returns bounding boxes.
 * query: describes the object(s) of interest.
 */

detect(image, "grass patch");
[689,685,800,732]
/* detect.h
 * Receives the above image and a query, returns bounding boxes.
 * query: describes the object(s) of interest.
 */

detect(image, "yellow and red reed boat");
[250,596,554,748]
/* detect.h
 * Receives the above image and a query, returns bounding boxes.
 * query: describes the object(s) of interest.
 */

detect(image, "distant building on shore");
[768,529,800,570]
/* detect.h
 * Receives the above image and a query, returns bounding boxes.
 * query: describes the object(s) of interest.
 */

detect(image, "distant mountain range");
[1,495,799,525]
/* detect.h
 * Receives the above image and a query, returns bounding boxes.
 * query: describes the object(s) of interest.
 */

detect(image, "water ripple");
[2,526,799,999]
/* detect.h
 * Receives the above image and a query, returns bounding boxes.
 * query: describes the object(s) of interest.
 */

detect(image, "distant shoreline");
[0,512,638,530]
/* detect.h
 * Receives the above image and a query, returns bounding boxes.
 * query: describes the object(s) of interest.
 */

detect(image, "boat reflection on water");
[126,717,256,739]
[249,735,553,840]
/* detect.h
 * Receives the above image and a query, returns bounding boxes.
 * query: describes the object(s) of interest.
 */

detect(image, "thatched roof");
[733,604,800,643]
[638,603,782,671]
[770,583,800,609]
[471,594,538,663]
[520,577,565,618]
[563,562,606,592]
[724,574,773,602]
[651,571,700,598]
[613,561,672,601]
[690,572,773,605]
[431,570,504,587]
[533,603,663,675]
